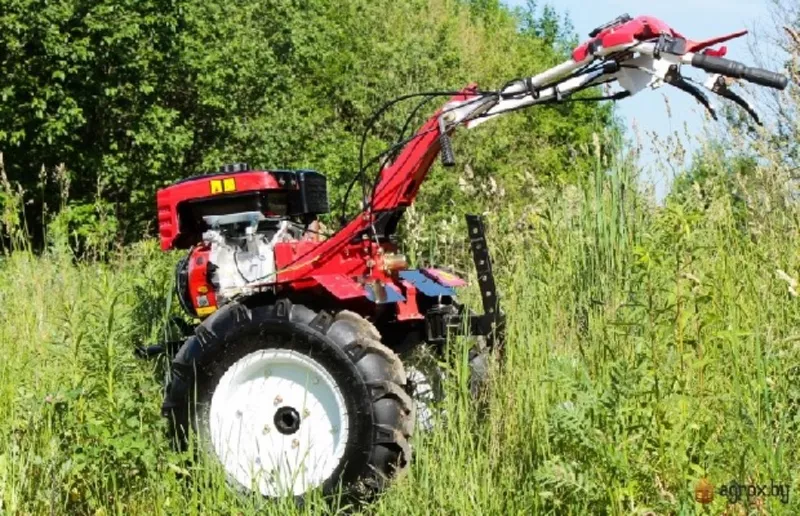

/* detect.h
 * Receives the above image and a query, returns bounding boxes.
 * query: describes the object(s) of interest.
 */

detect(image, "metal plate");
[399,270,456,297]
[422,268,467,288]
[364,282,405,304]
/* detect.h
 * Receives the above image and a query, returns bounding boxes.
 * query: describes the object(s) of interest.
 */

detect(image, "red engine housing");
[157,165,328,251]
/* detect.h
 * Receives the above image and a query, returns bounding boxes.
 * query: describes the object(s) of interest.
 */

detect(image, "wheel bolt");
[273,395,283,406]
[302,408,310,418]
[292,439,300,449]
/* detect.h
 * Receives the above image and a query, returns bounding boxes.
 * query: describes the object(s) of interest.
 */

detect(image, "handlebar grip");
[439,133,456,167]
[745,67,790,90]
[691,54,789,90]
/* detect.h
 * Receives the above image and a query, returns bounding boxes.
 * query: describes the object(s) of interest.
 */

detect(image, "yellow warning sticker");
[210,179,223,194]
[196,306,217,317]
[210,178,236,194]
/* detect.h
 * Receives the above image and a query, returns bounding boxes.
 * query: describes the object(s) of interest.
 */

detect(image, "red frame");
[270,87,478,292]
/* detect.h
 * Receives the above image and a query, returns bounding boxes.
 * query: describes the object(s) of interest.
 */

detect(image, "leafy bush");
[0,0,613,246]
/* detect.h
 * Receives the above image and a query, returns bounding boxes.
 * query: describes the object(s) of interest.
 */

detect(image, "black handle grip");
[439,133,456,167]
[745,67,790,90]
[691,54,789,90]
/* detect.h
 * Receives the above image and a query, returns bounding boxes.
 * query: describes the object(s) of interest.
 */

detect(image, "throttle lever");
[704,74,761,126]
[664,66,718,120]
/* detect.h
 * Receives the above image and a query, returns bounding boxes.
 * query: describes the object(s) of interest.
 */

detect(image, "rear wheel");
[163,301,414,501]
[404,337,490,427]
[402,302,492,430]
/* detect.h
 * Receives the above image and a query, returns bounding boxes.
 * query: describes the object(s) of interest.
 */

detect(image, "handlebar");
[691,54,789,90]
[450,17,792,131]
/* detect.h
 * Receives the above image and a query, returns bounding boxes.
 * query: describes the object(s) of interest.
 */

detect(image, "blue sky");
[503,0,773,198]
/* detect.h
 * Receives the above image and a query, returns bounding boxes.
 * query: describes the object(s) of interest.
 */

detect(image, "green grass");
[1,148,800,515]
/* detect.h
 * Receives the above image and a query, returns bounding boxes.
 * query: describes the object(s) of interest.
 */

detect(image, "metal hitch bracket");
[466,214,505,352]
[421,215,505,352]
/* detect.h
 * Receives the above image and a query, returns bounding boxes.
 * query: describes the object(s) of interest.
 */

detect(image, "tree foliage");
[0,0,614,242]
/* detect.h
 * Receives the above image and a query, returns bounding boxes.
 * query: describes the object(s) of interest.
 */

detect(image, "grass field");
[1,143,799,515]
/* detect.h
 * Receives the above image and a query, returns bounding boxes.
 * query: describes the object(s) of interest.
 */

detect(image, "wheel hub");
[274,406,301,435]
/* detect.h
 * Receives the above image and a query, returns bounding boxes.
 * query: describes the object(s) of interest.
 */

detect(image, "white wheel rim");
[209,349,349,497]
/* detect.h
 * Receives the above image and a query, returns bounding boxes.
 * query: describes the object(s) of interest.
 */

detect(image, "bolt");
[236,410,243,418]
[292,439,300,449]
[274,395,283,406]
[444,112,456,123]
[312,377,320,385]
[262,424,270,435]
[302,408,310,418]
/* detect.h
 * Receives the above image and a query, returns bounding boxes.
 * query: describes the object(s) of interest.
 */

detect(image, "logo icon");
[695,478,715,504]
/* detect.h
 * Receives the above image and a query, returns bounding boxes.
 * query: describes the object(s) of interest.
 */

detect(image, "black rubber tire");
[162,300,414,501]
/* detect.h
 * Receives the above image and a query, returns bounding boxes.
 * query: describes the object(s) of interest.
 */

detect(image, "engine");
[157,163,328,317]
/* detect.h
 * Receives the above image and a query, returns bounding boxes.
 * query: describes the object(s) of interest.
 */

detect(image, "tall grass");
[1,140,799,515]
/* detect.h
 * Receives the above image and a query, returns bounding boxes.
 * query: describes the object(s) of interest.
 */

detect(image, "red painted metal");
[572,16,680,61]
[313,274,368,300]
[396,281,424,321]
[571,16,745,62]
[685,31,747,54]
[187,245,218,315]
[156,170,283,250]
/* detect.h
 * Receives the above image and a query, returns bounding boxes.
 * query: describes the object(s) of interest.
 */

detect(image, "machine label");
[210,178,237,194]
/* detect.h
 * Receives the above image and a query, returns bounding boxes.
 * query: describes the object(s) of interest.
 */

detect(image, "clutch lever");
[664,66,718,120]
[703,74,762,126]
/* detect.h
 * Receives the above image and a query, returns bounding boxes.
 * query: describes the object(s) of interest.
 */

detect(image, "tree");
[0,0,615,246]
